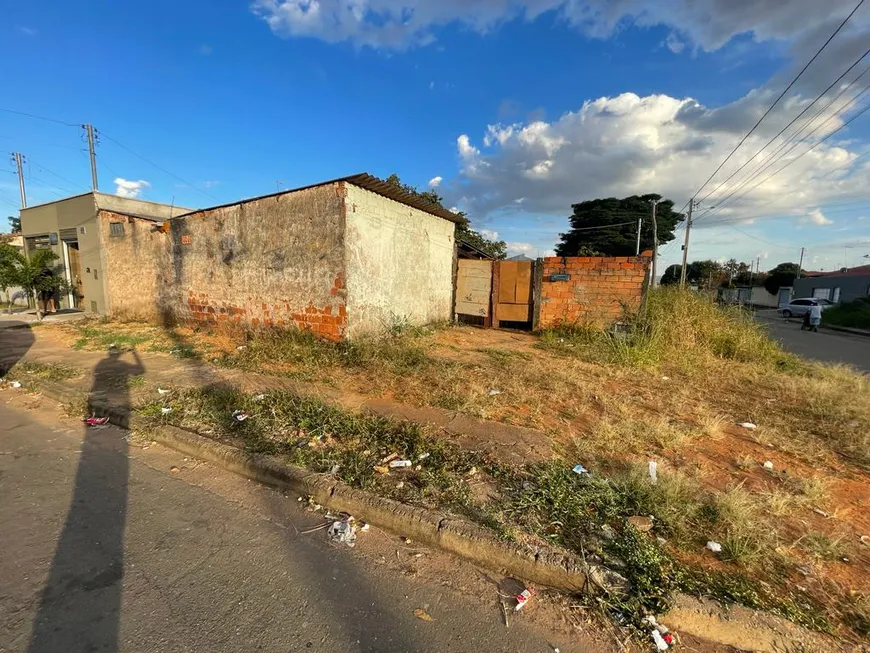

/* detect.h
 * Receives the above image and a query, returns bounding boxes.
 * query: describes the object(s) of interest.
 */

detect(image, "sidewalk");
[0,307,87,328]
[0,326,551,466]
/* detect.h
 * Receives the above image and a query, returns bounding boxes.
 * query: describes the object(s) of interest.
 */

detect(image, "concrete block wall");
[538,254,650,328]
[343,184,455,338]
[101,211,168,321]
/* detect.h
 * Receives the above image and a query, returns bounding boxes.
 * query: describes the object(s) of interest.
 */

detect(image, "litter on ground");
[414,608,434,622]
[648,460,658,485]
[706,541,723,553]
[161,407,173,415]
[572,464,589,476]
[10,381,22,389]
[83,416,109,426]
[651,630,670,651]
[232,410,250,422]
[515,589,532,611]
[157,387,171,395]
[327,518,357,548]
[388,459,412,468]
[488,389,502,396]
[763,460,774,470]
[253,393,266,401]
[738,421,758,430]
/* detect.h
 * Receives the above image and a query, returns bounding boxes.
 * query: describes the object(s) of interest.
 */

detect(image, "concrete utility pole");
[650,199,659,286]
[679,199,696,288]
[635,214,642,256]
[797,247,805,280]
[11,152,26,208]
[84,124,98,191]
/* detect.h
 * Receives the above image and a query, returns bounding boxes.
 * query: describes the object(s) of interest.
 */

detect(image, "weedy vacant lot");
[44,289,870,643]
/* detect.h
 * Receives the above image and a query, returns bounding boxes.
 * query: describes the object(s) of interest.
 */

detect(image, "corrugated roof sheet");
[174,173,464,224]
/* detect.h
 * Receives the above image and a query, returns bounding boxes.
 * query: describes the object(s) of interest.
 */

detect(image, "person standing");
[38,267,56,315]
[808,302,822,332]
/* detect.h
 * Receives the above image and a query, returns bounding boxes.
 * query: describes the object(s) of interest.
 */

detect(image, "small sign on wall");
[49,233,58,245]
[181,235,192,245]
[550,273,571,281]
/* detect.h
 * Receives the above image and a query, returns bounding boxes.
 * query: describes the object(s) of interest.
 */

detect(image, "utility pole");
[749,258,755,287]
[635,214,642,256]
[797,247,805,280]
[679,199,696,288]
[651,200,659,286]
[11,152,26,208]
[84,124,98,191]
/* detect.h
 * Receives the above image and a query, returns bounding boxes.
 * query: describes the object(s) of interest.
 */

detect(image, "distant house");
[793,264,870,304]
[19,193,189,314]
[506,254,534,262]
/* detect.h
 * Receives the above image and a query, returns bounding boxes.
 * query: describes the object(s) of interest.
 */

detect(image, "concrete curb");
[29,378,841,651]
[33,378,591,594]
[822,323,870,338]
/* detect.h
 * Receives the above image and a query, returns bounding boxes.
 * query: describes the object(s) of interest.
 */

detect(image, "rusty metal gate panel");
[455,259,493,322]
[493,260,533,326]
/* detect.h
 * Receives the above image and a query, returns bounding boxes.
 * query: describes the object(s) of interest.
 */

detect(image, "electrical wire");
[688,0,866,202]
[0,108,78,127]
[696,94,870,224]
[697,49,870,206]
[29,159,87,194]
[97,130,219,202]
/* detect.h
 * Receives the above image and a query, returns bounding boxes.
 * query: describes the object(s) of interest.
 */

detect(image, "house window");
[833,287,841,303]
[811,287,831,300]
[109,222,125,237]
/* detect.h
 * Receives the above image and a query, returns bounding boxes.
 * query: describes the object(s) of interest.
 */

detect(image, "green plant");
[0,246,70,319]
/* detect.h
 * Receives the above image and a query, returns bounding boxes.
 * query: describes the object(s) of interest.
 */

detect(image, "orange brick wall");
[538,254,651,328]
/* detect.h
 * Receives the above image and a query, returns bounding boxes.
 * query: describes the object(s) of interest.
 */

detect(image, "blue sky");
[3,0,870,273]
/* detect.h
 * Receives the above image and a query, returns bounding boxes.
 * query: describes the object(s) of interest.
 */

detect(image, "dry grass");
[43,289,870,641]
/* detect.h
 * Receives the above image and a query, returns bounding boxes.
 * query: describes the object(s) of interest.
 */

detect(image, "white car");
[778,298,834,318]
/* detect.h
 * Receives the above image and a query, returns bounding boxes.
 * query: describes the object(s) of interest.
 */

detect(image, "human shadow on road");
[0,322,35,377]
[27,348,144,653]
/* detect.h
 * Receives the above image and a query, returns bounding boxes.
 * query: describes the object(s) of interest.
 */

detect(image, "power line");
[97,130,219,202]
[723,224,805,250]
[0,107,78,127]
[29,159,86,194]
[697,93,870,224]
[700,70,870,217]
[689,0,866,202]
[698,49,870,206]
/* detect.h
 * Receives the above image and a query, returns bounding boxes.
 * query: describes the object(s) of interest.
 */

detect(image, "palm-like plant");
[0,245,70,319]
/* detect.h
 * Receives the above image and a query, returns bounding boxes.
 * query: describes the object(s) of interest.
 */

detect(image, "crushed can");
[515,589,532,611]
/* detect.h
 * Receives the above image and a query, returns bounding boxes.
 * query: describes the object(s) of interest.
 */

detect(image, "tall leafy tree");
[383,173,506,259]
[555,194,684,257]
[660,264,682,286]
[7,215,20,233]
[764,262,804,295]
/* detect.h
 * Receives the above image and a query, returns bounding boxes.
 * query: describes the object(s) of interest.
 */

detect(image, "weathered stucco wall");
[20,194,106,313]
[159,184,347,338]
[538,255,650,328]
[343,183,455,338]
[101,211,168,321]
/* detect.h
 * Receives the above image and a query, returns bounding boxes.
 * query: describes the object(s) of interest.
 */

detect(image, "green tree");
[0,243,18,314]
[0,246,69,319]
[764,262,803,295]
[383,173,507,259]
[7,215,21,233]
[555,194,684,257]
[688,260,724,290]
[660,264,682,286]
[721,258,753,286]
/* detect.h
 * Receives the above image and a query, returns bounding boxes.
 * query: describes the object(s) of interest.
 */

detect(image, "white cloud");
[664,31,685,54]
[479,229,499,240]
[446,90,870,228]
[202,180,220,189]
[428,176,443,188]
[114,178,151,199]
[252,0,866,52]
[505,241,537,256]
[806,208,834,226]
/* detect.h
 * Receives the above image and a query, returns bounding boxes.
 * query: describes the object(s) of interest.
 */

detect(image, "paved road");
[757,311,870,372]
[0,393,593,653]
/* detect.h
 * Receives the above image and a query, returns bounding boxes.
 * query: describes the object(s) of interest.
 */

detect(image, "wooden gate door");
[493,260,533,327]
[455,259,493,325]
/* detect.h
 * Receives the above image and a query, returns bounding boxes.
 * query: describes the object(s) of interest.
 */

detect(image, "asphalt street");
[0,393,594,653]
[756,311,870,373]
